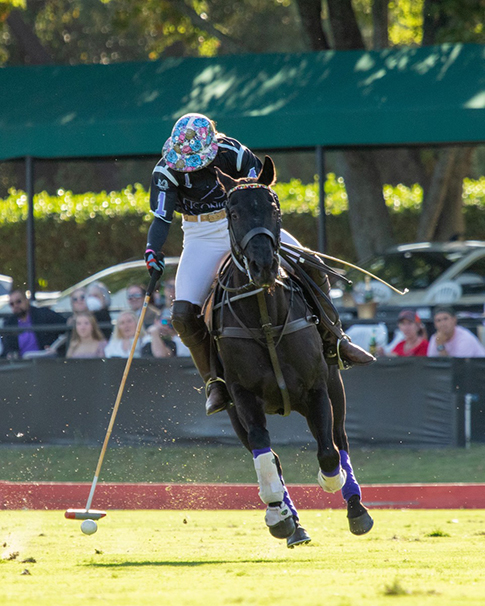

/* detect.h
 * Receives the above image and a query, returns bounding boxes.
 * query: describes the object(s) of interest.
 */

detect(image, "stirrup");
[205,377,231,416]
[336,338,352,371]
[205,377,227,397]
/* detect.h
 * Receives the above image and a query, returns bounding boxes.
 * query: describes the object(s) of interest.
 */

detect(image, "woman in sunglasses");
[126,283,159,328]
[67,288,89,327]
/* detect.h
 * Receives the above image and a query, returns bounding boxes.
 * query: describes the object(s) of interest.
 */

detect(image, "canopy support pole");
[26,155,36,299]
[316,146,326,253]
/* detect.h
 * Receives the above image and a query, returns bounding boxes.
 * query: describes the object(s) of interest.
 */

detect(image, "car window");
[342,251,459,291]
[455,258,485,296]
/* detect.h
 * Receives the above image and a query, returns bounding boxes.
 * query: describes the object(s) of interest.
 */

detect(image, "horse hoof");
[265,504,296,539]
[348,511,374,535]
[287,522,311,548]
[347,495,374,535]
[269,517,296,540]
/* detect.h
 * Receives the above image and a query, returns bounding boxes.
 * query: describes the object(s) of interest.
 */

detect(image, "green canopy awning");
[1,43,484,161]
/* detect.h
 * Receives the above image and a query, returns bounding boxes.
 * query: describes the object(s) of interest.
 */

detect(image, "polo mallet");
[65,270,161,522]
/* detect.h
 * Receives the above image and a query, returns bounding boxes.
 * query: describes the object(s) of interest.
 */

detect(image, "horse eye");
[230,211,239,221]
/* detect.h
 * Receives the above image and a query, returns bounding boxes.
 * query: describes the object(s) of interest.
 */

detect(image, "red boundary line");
[1,482,485,510]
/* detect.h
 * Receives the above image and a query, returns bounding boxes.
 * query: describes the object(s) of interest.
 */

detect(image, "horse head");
[221,156,282,289]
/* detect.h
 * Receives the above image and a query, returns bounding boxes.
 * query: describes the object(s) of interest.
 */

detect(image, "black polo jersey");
[149,134,262,222]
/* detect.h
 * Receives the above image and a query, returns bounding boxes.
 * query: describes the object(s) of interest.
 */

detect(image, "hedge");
[1,176,484,291]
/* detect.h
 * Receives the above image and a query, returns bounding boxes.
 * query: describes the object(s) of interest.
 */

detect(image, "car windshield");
[344,250,463,291]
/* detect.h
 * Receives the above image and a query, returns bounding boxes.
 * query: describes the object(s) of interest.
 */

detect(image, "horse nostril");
[249,260,261,277]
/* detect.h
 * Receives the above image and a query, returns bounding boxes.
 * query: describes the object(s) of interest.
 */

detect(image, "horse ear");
[258,156,276,186]
[215,167,238,193]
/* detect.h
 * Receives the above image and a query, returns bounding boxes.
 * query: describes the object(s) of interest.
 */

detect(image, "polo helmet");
[162,113,218,172]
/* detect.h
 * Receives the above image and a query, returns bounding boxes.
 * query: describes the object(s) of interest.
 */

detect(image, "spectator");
[126,283,159,328]
[66,287,89,328]
[389,310,429,357]
[86,281,112,339]
[1,288,67,359]
[427,306,485,357]
[161,277,176,316]
[66,312,107,359]
[105,310,149,358]
[146,317,176,358]
[155,278,190,356]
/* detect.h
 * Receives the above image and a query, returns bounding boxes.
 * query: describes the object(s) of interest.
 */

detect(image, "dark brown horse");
[209,157,373,544]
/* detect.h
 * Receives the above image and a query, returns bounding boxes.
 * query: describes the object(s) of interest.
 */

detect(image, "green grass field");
[1,443,485,484]
[1,509,485,606]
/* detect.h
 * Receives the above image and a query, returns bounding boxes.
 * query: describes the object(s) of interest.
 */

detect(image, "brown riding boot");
[305,268,375,369]
[171,300,232,415]
[205,378,231,416]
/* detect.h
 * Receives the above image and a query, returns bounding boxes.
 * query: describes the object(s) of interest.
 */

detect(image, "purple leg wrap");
[324,464,342,477]
[252,447,272,458]
[280,477,298,520]
[340,450,362,502]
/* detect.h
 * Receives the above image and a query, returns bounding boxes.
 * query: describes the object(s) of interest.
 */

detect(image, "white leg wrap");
[254,451,285,504]
[265,503,293,527]
[318,467,347,494]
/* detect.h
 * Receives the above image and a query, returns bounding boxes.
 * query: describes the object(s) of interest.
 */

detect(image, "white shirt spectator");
[427,325,485,357]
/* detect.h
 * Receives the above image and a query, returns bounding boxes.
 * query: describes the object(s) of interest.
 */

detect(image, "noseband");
[226,183,280,279]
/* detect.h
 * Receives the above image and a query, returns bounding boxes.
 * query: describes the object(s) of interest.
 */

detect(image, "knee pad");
[171,300,207,347]
[253,450,284,504]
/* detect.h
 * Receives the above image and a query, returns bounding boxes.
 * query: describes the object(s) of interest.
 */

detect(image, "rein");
[213,181,309,416]
[256,289,292,417]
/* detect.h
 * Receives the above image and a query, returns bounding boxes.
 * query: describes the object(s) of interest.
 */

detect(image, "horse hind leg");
[305,388,346,494]
[340,450,374,535]
[327,368,373,535]
[253,448,296,540]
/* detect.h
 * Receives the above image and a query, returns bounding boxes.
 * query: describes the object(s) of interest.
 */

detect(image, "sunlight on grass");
[1,510,485,606]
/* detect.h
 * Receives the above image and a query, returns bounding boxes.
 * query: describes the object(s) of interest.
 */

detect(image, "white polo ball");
[81,519,98,535]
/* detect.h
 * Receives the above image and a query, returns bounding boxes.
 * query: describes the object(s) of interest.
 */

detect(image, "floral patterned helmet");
[162,113,219,172]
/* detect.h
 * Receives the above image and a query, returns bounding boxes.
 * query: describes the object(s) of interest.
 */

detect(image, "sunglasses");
[71,295,86,302]
[127,293,144,300]
[9,299,23,306]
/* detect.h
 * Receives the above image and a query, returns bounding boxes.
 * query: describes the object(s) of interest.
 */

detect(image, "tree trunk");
[434,147,475,241]
[417,148,458,241]
[6,9,52,64]
[422,0,451,46]
[326,0,365,49]
[372,0,389,49]
[336,150,395,260]
[295,0,330,50]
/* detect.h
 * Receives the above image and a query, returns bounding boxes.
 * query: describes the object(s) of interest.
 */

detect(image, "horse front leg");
[229,383,296,540]
[226,406,311,547]
[305,386,346,494]
[328,367,374,535]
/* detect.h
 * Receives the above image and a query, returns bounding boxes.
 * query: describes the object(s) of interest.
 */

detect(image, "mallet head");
[65,509,107,521]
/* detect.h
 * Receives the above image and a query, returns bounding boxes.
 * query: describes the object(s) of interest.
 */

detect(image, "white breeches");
[174,217,301,307]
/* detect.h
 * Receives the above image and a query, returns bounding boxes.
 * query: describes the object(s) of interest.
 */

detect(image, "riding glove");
[144,249,165,276]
